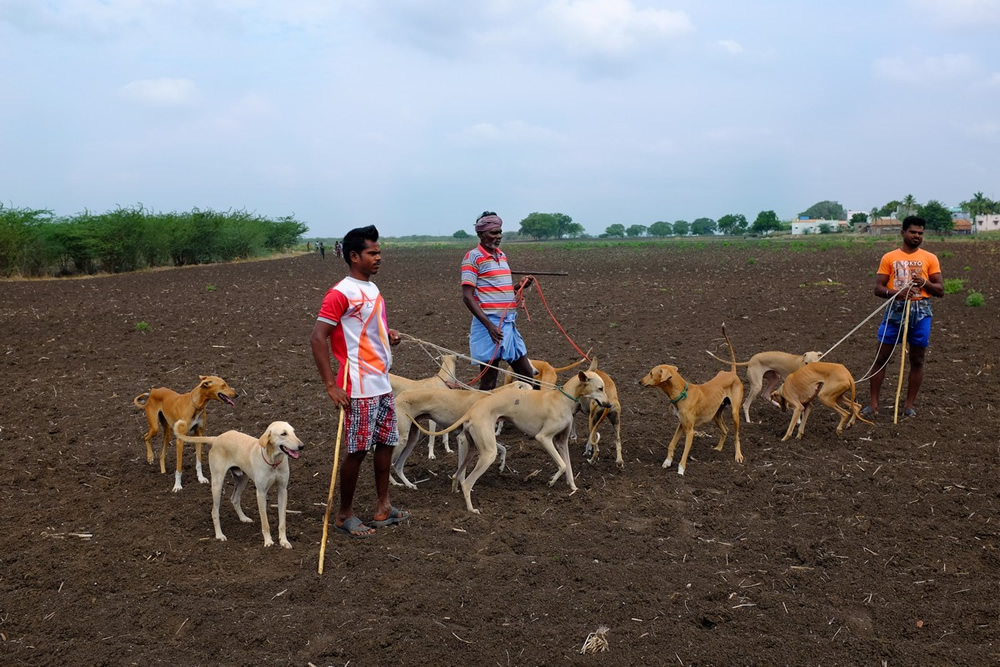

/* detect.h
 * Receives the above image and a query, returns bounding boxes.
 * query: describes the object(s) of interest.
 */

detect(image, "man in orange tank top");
[864,216,944,418]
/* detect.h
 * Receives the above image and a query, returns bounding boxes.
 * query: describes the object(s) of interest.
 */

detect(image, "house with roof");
[790,218,848,235]
[952,218,973,235]
[861,217,901,235]
[974,214,1000,233]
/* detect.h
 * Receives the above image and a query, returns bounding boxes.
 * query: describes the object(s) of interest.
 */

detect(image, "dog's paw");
[616,458,625,470]
[197,476,209,484]
[240,516,253,524]
[280,540,292,549]
[263,538,274,547]
[661,458,673,469]
[171,484,183,493]
[216,534,227,542]
[428,451,436,461]
[677,465,686,475]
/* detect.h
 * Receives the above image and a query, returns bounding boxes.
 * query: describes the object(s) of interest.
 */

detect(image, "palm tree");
[901,194,917,219]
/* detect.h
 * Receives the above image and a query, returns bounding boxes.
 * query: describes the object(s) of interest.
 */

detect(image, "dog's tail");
[847,377,874,426]
[172,420,217,444]
[552,347,594,373]
[404,408,473,437]
[704,350,752,366]
[721,324,737,374]
[133,392,149,407]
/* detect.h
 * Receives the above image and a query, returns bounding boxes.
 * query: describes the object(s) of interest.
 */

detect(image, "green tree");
[648,220,673,237]
[899,194,918,219]
[672,219,690,236]
[453,229,471,239]
[869,206,880,222]
[751,210,781,236]
[878,200,901,217]
[691,217,717,236]
[917,200,953,232]
[850,212,868,223]
[605,223,626,237]
[799,200,846,220]
[626,224,647,237]
[519,212,559,239]
[717,213,747,235]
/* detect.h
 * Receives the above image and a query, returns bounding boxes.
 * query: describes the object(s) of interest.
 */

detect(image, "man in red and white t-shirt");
[310,225,409,538]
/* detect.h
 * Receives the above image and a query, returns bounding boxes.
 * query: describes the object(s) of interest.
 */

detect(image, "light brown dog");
[503,351,591,387]
[412,371,613,514]
[389,355,457,458]
[640,326,744,475]
[706,348,823,422]
[770,361,872,441]
[578,357,623,469]
[174,420,303,548]
[391,381,533,489]
[134,375,237,492]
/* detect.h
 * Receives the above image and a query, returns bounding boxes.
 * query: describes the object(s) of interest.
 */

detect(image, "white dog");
[174,420,303,548]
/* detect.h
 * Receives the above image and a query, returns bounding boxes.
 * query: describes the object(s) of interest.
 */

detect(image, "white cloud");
[541,0,693,56]
[909,0,1000,28]
[872,53,978,84]
[119,78,199,107]
[715,39,744,55]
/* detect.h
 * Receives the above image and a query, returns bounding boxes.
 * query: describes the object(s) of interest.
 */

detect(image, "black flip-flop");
[371,507,410,528]
[334,516,375,538]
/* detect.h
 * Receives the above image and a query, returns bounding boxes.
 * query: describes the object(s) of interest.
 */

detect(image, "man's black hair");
[477,211,497,222]
[342,225,379,266]
[902,216,926,231]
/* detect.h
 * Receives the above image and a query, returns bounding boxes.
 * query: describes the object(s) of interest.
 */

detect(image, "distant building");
[862,217,902,235]
[790,219,849,235]
[952,219,973,235]
[950,206,970,221]
[974,214,1000,233]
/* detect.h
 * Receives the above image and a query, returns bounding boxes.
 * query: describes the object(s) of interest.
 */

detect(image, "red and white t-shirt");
[317,277,393,398]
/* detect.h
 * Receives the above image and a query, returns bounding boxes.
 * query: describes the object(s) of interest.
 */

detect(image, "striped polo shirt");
[461,244,516,314]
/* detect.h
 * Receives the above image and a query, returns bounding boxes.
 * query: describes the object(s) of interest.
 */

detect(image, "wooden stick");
[893,298,912,425]
[318,359,350,575]
[510,270,568,276]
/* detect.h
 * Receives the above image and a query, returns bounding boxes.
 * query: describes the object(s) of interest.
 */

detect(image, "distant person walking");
[319,242,325,259]
[864,216,944,419]
[461,211,535,390]
[335,241,343,258]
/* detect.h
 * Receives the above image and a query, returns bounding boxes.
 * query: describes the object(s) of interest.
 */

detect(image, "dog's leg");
[210,460,228,542]
[391,426,421,490]
[825,395,851,435]
[795,403,813,439]
[555,428,576,490]
[712,410,729,451]
[172,435,185,492]
[612,410,624,469]
[536,431,570,488]
[442,430,452,454]
[730,400,743,464]
[228,470,253,523]
[194,442,209,485]
[254,481,275,547]
[743,369,763,423]
[496,440,508,473]
[276,478,291,549]
[158,419,171,475]
[460,424,497,514]
[427,419,438,460]
[781,405,802,441]
[676,427,697,476]
[663,423,683,469]
[452,430,470,493]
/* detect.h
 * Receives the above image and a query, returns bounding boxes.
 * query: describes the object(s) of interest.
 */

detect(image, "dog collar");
[557,386,579,403]
[261,448,282,469]
[670,383,689,404]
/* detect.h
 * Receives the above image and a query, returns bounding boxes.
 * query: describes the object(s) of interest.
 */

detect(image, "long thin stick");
[893,299,912,424]
[510,270,568,276]
[318,359,350,575]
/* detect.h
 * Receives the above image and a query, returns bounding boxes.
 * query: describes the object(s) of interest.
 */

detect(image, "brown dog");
[770,361,872,441]
[706,349,823,422]
[578,357,623,469]
[503,350,591,387]
[134,375,237,492]
[640,326,743,475]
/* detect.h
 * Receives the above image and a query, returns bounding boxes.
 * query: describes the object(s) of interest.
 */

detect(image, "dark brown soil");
[1,239,998,666]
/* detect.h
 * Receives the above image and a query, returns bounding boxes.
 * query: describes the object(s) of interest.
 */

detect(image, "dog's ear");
[770,388,786,411]
[199,375,208,381]
[587,356,599,372]
[258,425,272,449]
[577,370,588,384]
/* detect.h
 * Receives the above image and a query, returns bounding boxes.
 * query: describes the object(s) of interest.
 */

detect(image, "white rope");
[822,286,913,384]
[397,333,562,391]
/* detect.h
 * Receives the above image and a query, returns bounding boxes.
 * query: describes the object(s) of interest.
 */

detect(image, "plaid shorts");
[344,392,399,454]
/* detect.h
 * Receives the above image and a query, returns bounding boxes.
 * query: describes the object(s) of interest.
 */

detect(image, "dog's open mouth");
[220,394,236,406]
[280,445,301,459]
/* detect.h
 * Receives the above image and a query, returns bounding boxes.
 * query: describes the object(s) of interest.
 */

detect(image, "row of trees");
[0,204,307,277]
[603,211,781,238]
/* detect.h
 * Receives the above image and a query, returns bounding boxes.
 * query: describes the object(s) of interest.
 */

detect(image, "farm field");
[1,239,998,666]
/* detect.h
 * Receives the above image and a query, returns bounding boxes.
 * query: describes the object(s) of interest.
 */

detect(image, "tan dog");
[770,361,872,441]
[173,420,303,548]
[389,355,457,458]
[413,371,612,514]
[391,381,533,489]
[640,326,744,475]
[578,357,623,469]
[706,348,823,422]
[503,350,591,387]
[134,375,237,492]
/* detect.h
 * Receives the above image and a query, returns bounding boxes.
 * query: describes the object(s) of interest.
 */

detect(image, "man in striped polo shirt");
[461,211,535,390]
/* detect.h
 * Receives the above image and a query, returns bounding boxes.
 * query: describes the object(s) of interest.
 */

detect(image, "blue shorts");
[469,312,527,365]
[877,300,932,348]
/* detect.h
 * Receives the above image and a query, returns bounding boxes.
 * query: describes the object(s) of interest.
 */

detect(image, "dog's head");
[570,370,611,409]
[802,351,823,365]
[770,385,788,411]
[199,375,237,406]
[260,421,304,460]
[639,364,676,389]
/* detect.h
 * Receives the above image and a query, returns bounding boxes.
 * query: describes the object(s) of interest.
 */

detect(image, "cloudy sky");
[2,0,998,238]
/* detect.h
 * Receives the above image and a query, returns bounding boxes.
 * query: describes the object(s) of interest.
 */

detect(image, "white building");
[790,219,849,235]
[975,214,1000,233]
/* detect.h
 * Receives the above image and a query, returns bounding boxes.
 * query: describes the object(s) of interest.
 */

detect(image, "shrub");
[135,321,151,332]
[966,291,985,307]
[943,278,966,294]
